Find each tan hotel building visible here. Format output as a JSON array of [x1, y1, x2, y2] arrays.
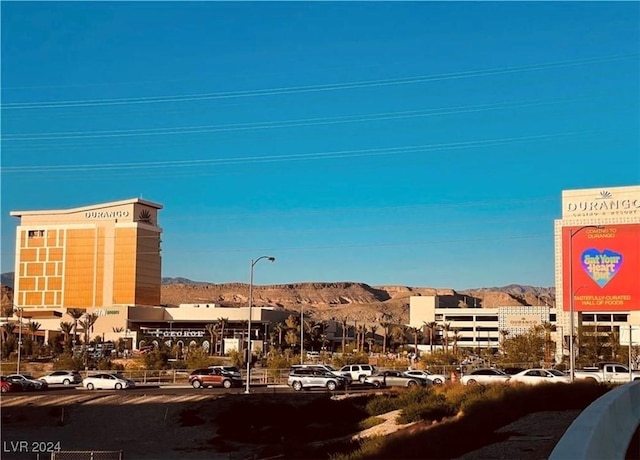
[[9, 198, 294, 352], [10, 198, 163, 345]]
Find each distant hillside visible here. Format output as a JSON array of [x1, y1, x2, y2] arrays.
[[1, 272, 14, 289], [1, 272, 556, 323]]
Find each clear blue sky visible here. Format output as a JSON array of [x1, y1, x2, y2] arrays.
[[1, 2, 639, 290]]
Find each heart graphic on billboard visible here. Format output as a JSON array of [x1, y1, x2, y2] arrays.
[[580, 249, 623, 288]]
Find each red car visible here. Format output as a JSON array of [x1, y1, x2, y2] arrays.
[[1, 375, 22, 393], [189, 368, 243, 389]]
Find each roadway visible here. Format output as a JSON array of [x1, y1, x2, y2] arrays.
[[1, 382, 383, 400]]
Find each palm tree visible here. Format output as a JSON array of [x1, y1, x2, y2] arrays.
[[542, 321, 555, 364], [205, 323, 219, 356], [340, 316, 349, 353], [66, 308, 85, 346], [441, 322, 451, 353], [273, 322, 286, 350], [451, 327, 462, 359], [60, 322, 74, 351], [499, 329, 510, 356], [217, 317, 229, 355], [408, 326, 422, 357], [2, 323, 16, 341], [28, 321, 41, 341], [380, 322, 392, 355], [355, 324, 366, 353], [423, 321, 438, 353], [392, 325, 409, 352], [608, 329, 621, 362], [368, 324, 379, 353], [81, 313, 99, 344]]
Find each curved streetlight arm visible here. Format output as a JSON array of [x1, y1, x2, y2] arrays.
[[245, 256, 275, 394]]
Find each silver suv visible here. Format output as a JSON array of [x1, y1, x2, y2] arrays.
[[290, 364, 353, 384], [287, 368, 348, 392]]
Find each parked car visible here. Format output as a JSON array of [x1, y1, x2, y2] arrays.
[[39, 370, 82, 386], [6, 374, 48, 391], [190, 368, 243, 389], [404, 369, 448, 385], [460, 368, 511, 385], [508, 368, 571, 385], [1, 376, 22, 393], [290, 364, 353, 383], [208, 366, 242, 380], [365, 370, 428, 388], [82, 373, 135, 390], [339, 364, 376, 383], [287, 367, 348, 391]]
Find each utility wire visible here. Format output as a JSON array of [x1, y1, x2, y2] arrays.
[[2, 54, 634, 109], [1, 96, 590, 141], [0, 129, 601, 174]]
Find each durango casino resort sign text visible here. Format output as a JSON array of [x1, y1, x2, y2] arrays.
[[565, 194, 640, 218]]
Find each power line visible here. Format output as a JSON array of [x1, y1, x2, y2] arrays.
[[0, 96, 590, 141], [0, 129, 602, 174], [2, 54, 634, 109]]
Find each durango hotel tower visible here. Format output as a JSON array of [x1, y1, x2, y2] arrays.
[[10, 199, 163, 330]]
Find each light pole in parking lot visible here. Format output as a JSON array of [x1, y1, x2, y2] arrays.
[[300, 304, 304, 364], [568, 225, 602, 383], [245, 256, 275, 394], [14, 305, 23, 374]]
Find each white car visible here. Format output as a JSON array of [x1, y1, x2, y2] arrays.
[[404, 369, 448, 385], [39, 370, 82, 386], [460, 368, 511, 385], [83, 373, 135, 390], [509, 368, 571, 385]]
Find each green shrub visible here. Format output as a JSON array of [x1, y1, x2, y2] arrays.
[[329, 436, 386, 460], [96, 358, 124, 371], [397, 387, 434, 406], [53, 353, 84, 371], [358, 416, 385, 431], [365, 394, 401, 416], [397, 399, 455, 424]]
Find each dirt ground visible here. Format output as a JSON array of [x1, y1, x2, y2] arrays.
[[1, 391, 580, 460]]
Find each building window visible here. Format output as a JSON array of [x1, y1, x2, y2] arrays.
[[450, 316, 474, 321], [476, 316, 498, 321], [613, 314, 628, 322], [28, 230, 45, 238], [596, 314, 611, 322], [550, 314, 556, 322], [582, 314, 595, 322]]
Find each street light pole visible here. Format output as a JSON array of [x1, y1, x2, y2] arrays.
[[300, 305, 304, 364], [245, 255, 275, 394], [568, 225, 602, 382], [15, 306, 23, 374]]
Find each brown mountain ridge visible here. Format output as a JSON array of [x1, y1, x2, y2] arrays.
[[1, 274, 556, 324]]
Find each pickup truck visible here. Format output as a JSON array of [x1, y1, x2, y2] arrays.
[[573, 363, 640, 383]]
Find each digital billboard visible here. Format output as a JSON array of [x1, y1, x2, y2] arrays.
[[562, 224, 640, 311]]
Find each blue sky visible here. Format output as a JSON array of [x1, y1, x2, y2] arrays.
[[1, 2, 639, 290]]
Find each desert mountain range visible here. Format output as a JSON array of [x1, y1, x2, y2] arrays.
[[1, 273, 555, 324]]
